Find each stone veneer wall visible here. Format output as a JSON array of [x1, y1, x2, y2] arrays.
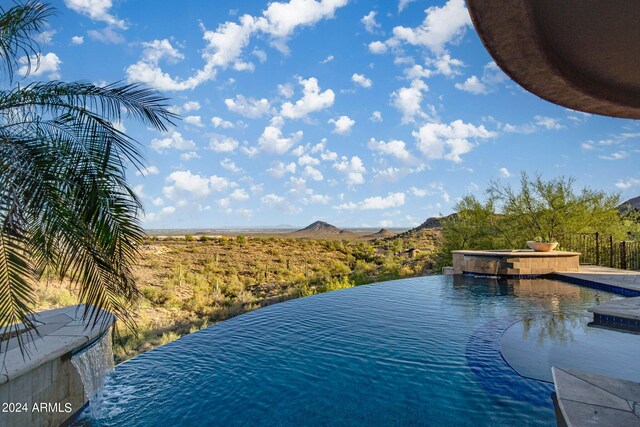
[[0, 306, 114, 427], [451, 251, 580, 276], [0, 344, 88, 427]]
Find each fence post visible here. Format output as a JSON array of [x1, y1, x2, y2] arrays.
[[621, 241, 627, 270], [595, 232, 600, 266], [609, 235, 614, 267]]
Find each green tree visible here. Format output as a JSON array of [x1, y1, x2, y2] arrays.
[[438, 172, 636, 266], [0, 2, 175, 344]]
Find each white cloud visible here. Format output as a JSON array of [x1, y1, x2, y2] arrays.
[[431, 54, 464, 77], [87, 27, 125, 44], [64, 0, 126, 28], [161, 206, 176, 215], [125, 0, 348, 90], [184, 115, 204, 127], [208, 135, 239, 153], [71, 35, 84, 45], [211, 116, 234, 129], [351, 73, 372, 88], [368, 138, 415, 163], [180, 151, 200, 161], [361, 11, 381, 33], [370, 111, 382, 122], [230, 188, 250, 201], [278, 83, 295, 98], [398, 0, 417, 12], [281, 77, 335, 119], [163, 171, 228, 200], [298, 154, 320, 166], [391, 79, 430, 124], [600, 151, 629, 161], [152, 197, 164, 207], [336, 192, 405, 210], [19, 52, 61, 79], [258, 116, 304, 154], [328, 115, 355, 135], [303, 165, 324, 181], [413, 120, 496, 163], [135, 165, 160, 177], [408, 186, 428, 197], [534, 115, 564, 130], [268, 161, 297, 177], [320, 55, 334, 64], [333, 156, 366, 186], [183, 101, 201, 111], [615, 178, 640, 189], [455, 76, 487, 95], [368, 41, 388, 54], [225, 95, 272, 119], [150, 130, 197, 152], [499, 167, 511, 178], [261, 193, 301, 214], [392, 0, 471, 54], [258, 0, 348, 52], [220, 158, 242, 172]]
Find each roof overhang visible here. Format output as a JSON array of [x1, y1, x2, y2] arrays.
[[466, 0, 640, 119]]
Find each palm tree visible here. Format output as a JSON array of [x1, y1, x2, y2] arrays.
[[0, 1, 176, 348]]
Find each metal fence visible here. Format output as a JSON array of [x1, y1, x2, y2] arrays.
[[553, 232, 640, 271]]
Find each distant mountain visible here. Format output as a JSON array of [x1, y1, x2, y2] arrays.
[[619, 196, 640, 212], [292, 221, 347, 235], [366, 228, 397, 239]]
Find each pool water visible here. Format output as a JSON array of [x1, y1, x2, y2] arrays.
[[75, 275, 634, 426]]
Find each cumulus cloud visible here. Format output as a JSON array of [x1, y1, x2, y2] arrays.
[[261, 193, 302, 214], [392, 0, 471, 54], [391, 79, 431, 124], [320, 55, 334, 64], [258, 116, 304, 154], [163, 171, 229, 200], [19, 52, 61, 79], [303, 165, 324, 181], [413, 120, 495, 163], [220, 158, 242, 172], [183, 101, 201, 111], [499, 167, 511, 178], [184, 115, 204, 127], [280, 77, 335, 119], [180, 151, 200, 161], [230, 188, 250, 201], [211, 116, 234, 129], [208, 135, 240, 153], [361, 11, 381, 33], [352, 73, 372, 88], [455, 76, 487, 95], [225, 95, 272, 118], [135, 165, 160, 177], [336, 192, 405, 210], [370, 111, 382, 122], [268, 161, 297, 177], [615, 178, 640, 189], [150, 130, 197, 152], [368, 41, 388, 54], [368, 138, 416, 163], [64, 0, 126, 28], [125, 0, 348, 90], [328, 115, 355, 135], [333, 156, 366, 186], [71, 35, 84, 45]]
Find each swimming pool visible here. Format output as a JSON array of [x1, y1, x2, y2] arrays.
[[75, 275, 638, 426]]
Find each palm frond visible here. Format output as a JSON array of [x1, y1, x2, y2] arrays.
[[0, 1, 53, 82]]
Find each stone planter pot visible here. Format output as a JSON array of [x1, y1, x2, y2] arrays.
[[526, 241, 558, 252]]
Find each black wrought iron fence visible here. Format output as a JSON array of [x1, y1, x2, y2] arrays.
[[552, 232, 640, 270]]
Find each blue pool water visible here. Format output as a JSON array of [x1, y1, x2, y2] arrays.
[[76, 275, 636, 426]]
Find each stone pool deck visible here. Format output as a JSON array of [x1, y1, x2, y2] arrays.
[[552, 367, 640, 426], [554, 265, 640, 296]]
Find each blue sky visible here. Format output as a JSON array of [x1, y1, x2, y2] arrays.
[[24, 0, 640, 228]]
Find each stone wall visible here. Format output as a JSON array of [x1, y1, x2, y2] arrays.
[[451, 250, 580, 277], [0, 305, 114, 427]]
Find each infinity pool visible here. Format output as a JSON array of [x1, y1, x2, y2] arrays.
[[75, 275, 637, 426]]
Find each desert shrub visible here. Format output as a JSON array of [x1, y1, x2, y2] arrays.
[[317, 276, 355, 293]]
